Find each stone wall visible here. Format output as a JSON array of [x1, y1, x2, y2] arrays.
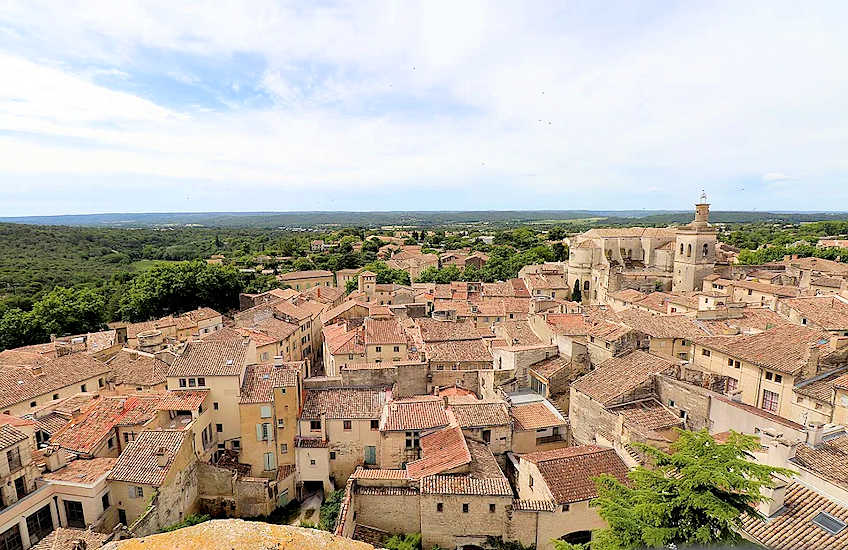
[[354, 490, 421, 534], [395, 362, 428, 397], [430, 370, 482, 395], [419, 494, 511, 550], [652, 374, 713, 431]]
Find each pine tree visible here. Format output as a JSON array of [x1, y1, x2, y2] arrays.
[[572, 279, 582, 302]]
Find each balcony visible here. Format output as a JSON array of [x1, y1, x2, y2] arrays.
[[536, 433, 566, 445]]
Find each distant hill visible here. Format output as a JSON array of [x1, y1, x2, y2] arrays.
[[2, 210, 846, 228]]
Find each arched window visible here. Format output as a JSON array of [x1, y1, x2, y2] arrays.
[[583, 280, 590, 291], [703, 243, 709, 257], [679, 243, 684, 255], [687, 244, 692, 257]]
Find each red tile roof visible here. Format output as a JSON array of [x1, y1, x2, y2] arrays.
[[107, 430, 188, 486], [42, 457, 116, 484], [425, 339, 493, 362], [155, 390, 208, 411], [449, 402, 510, 428], [571, 350, 675, 405], [0, 424, 27, 449], [51, 395, 163, 454], [510, 401, 566, 430], [168, 340, 248, 377], [523, 445, 629, 504], [364, 319, 407, 345], [239, 364, 300, 404], [382, 396, 449, 431], [107, 350, 168, 387], [407, 426, 471, 480], [0, 353, 110, 409], [301, 388, 389, 420]]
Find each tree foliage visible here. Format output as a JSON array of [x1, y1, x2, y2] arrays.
[[318, 489, 345, 532], [384, 533, 422, 550], [553, 430, 793, 550], [572, 279, 582, 302]]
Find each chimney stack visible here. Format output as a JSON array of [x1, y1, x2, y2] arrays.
[[154, 446, 169, 468], [806, 421, 825, 447], [757, 477, 788, 518]]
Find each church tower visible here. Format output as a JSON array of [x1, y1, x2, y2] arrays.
[[673, 192, 717, 293]]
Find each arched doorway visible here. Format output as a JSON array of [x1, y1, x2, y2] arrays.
[[559, 530, 592, 545]]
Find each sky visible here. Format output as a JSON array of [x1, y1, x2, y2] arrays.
[[1, 1, 847, 216]]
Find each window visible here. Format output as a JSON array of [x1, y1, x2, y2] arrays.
[[728, 358, 734, 366], [775, 374, 783, 384], [280, 443, 288, 454], [329, 451, 336, 460], [197, 377, 205, 387], [52, 394, 59, 400], [261, 352, 270, 362], [107, 437, 114, 449], [310, 459, 316, 466], [216, 424, 223, 433], [529, 475, 534, 488], [680, 243, 684, 255], [668, 400, 676, 408], [277, 419, 285, 429], [405, 431, 420, 449], [343, 420, 352, 431], [734, 360, 740, 368], [583, 280, 589, 291], [687, 244, 692, 257], [310, 420, 321, 431], [188, 378, 197, 387], [130, 485, 144, 499], [98, 378, 104, 388], [765, 372, 773, 381], [702, 349, 711, 357], [703, 243, 709, 257], [727, 378, 738, 392], [562, 503, 570, 512], [179, 379, 187, 388], [365, 446, 376, 465], [802, 318, 807, 325], [124, 433, 131, 443], [257, 423, 271, 441], [462, 503, 469, 513], [370, 419, 379, 431], [213, 402, 219, 410], [260, 406, 272, 418], [263, 452, 276, 471], [436, 503, 443, 512], [80, 384, 87, 392], [762, 389, 779, 413], [489, 503, 496, 513], [748, 289, 753, 296], [232, 440, 240, 449], [26, 504, 54, 545], [376, 346, 382, 352], [812, 511, 847, 535], [393, 346, 400, 353], [101, 492, 110, 511], [0, 525, 22, 550], [6, 447, 21, 472]]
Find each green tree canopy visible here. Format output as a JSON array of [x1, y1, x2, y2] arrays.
[[554, 430, 793, 550]]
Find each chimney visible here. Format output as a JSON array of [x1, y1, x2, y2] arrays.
[[31, 365, 44, 376], [829, 336, 848, 352], [801, 343, 821, 379], [757, 477, 788, 518], [765, 436, 796, 467], [154, 446, 169, 468], [273, 355, 284, 367], [806, 421, 825, 447]]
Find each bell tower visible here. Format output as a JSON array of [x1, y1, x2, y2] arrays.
[[673, 192, 717, 293]]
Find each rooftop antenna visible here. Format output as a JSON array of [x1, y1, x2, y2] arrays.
[[700, 189, 708, 203]]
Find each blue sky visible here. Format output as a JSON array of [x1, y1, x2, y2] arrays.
[[1, 1, 847, 216]]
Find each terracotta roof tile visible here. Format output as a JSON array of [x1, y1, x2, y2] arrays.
[[694, 325, 830, 375], [607, 399, 683, 432], [382, 396, 449, 431], [425, 340, 492, 362], [523, 445, 629, 504], [449, 402, 510, 427], [301, 388, 389, 420], [239, 364, 300, 404], [416, 319, 481, 342], [0, 424, 27, 449], [107, 350, 168, 387], [740, 481, 848, 550], [168, 340, 248, 377], [42, 457, 116, 484], [0, 353, 110, 409], [107, 430, 188, 486], [407, 426, 471, 480], [529, 356, 571, 379], [277, 269, 334, 281], [156, 390, 208, 411], [510, 401, 566, 431], [51, 395, 162, 454], [571, 350, 675, 405], [792, 434, 848, 490], [780, 296, 848, 330], [364, 319, 407, 345]]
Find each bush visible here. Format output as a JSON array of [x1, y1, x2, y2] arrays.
[[160, 514, 210, 532], [318, 489, 345, 531], [384, 533, 422, 550]]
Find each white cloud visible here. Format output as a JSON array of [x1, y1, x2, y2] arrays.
[[0, 1, 848, 214], [762, 173, 793, 182]]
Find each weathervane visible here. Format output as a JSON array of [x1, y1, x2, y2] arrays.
[[699, 189, 708, 203]]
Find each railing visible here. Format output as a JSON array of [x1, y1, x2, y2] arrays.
[[536, 434, 566, 445]]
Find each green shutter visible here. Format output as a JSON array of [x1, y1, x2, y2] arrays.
[[256, 424, 263, 441]]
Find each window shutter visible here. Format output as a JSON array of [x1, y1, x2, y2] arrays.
[[260, 406, 272, 418], [129, 486, 135, 499], [256, 424, 263, 441]]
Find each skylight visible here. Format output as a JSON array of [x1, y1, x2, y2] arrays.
[[812, 511, 847, 535]]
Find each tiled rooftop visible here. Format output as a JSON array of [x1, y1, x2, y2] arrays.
[[301, 388, 389, 420], [792, 434, 848, 490], [51, 395, 163, 454], [523, 445, 629, 504], [425, 339, 493, 362], [107, 349, 169, 387], [407, 426, 471, 480], [42, 457, 117, 484], [571, 350, 675, 405], [0, 423, 27, 449], [694, 325, 830, 375], [382, 396, 449, 431], [0, 353, 110, 409], [239, 364, 300, 404], [449, 401, 510, 427], [780, 296, 848, 330], [107, 430, 187, 486], [510, 400, 565, 431], [168, 340, 248, 377], [740, 481, 848, 550]]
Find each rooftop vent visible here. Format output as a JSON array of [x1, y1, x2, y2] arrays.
[[225, 359, 234, 366]]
